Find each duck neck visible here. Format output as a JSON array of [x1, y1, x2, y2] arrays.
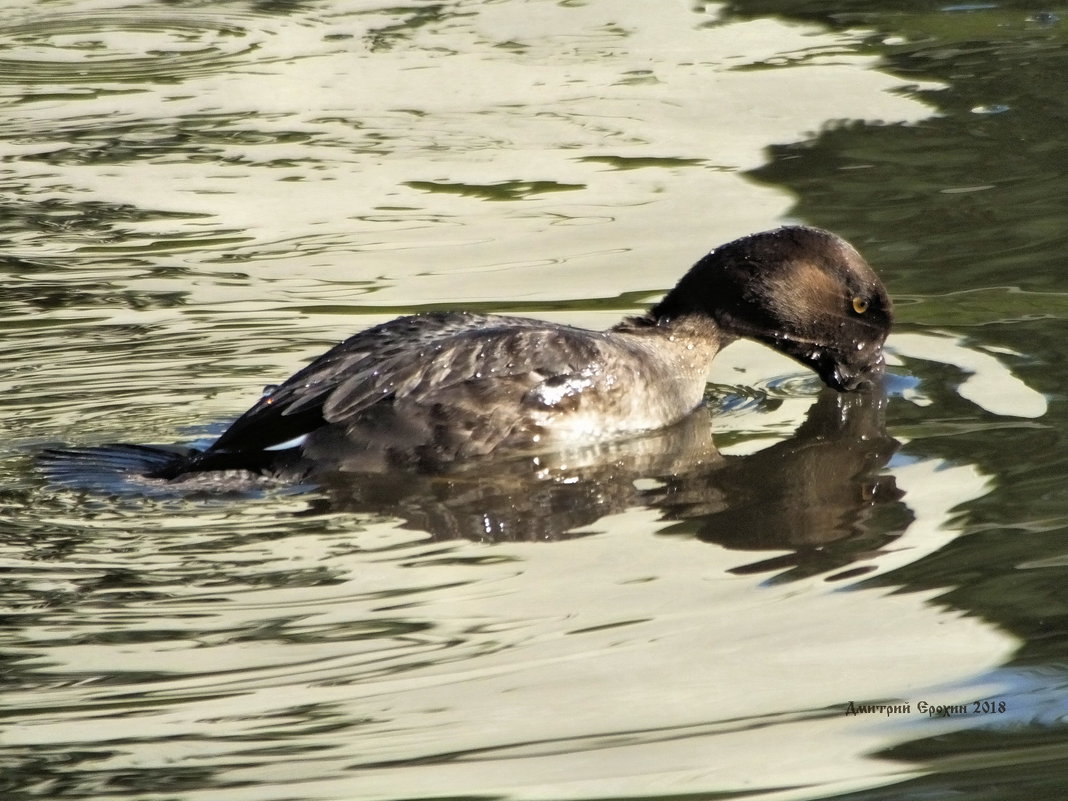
[[611, 309, 735, 358], [608, 311, 731, 413]]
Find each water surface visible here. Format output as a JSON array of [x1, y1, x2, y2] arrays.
[[2, 1, 1066, 799]]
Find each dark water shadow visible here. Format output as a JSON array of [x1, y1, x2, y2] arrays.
[[307, 388, 910, 580]]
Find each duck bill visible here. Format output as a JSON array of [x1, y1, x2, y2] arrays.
[[818, 350, 886, 392], [821, 360, 884, 392], [774, 340, 886, 392]]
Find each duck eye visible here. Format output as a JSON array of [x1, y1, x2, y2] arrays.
[[852, 297, 870, 314]]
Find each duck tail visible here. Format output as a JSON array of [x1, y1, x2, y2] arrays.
[[37, 443, 197, 487]]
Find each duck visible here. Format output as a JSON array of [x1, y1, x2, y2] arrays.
[[42, 226, 892, 481]]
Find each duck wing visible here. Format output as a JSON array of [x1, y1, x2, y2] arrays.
[[204, 311, 606, 463]]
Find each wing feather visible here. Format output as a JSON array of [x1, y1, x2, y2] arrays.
[[206, 311, 606, 457]]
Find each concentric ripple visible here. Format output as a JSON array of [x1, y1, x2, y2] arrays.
[[0, 9, 269, 86]]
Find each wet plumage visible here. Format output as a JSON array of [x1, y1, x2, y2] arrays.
[[41, 225, 893, 482]]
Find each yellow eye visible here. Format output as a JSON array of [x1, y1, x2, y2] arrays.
[[852, 297, 870, 314]]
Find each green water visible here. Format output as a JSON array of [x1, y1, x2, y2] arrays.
[[2, 1, 1067, 799]]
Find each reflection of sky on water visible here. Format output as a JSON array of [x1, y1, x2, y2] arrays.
[[0, 0, 940, 307], [890, 332, 1047, 419], [0, 503, 1017, 801]]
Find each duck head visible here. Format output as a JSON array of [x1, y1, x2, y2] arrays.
[[653, 226, 893, 391]]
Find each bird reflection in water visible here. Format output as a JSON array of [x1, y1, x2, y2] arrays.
[[309, 387, 910, 582]]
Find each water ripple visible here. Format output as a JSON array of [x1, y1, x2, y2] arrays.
[[0, 9, 272, 87]]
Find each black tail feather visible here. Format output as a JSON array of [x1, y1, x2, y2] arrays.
[[37, 443, 197, 488]]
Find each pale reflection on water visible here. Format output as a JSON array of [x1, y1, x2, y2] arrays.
[[8, 424, 1013, 801], [0, 0, 1036, 799]]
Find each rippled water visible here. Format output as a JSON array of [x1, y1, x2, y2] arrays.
[[3, 1, 1068, 799]]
